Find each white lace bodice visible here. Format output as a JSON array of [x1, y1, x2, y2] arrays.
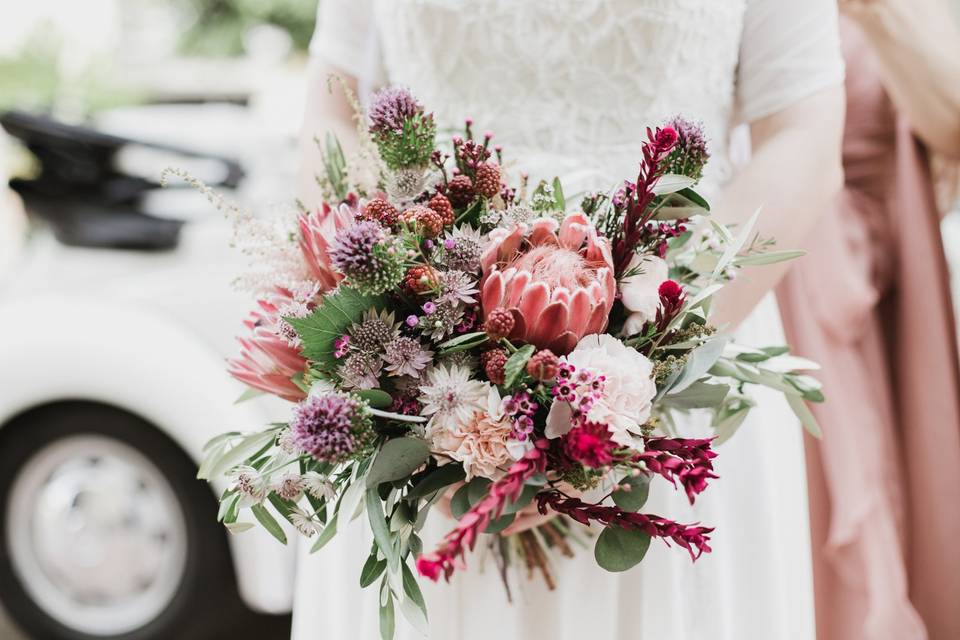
[[312, 0, 843, 195]]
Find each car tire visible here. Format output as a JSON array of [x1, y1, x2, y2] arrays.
[[0, 401, 289, 640]]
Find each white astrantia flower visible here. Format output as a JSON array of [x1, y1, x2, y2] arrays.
[[289, 508, 322, 537], [620, 253, 669, 335], [554, 334, 657, 445], [419, 364, 489, 434], [302, 472, 337, 501]]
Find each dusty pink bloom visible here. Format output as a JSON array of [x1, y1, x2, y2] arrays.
[[430, 386, 515, 481], [228, 288, 309, 402], [479, 213, 616, 355], [298, 202, 356, 292]]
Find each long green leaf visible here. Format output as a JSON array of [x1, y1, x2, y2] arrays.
[[367, 489, 399, 570], [251, 504, 287, 545], [503, 344, 536, 388], [406, 463, 466, 500]]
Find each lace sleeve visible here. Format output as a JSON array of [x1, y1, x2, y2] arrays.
[[308, 0, 385, 83], [735, 0, 845, 124]]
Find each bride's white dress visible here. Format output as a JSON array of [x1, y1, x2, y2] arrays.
[[292, 1, 844, 639]]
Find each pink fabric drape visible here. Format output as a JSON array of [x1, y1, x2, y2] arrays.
[[776, 19, 960, 640]]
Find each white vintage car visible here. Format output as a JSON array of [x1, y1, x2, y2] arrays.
[[0, 104, 299, 639]]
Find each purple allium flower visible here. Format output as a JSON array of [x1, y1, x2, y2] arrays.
[[330, 221, 384, 274], [422, 302, 437, 315], [329, 221, 405, 295], [368, 86, 422, 133], [405, 314, 419, 327], [663, 116, 710, 181], [443, 238, 456, 250], [290, 392, 373, 463]]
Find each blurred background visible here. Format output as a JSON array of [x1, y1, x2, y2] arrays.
[[0, 1, 318, 638], [0, 2, 959, 640]]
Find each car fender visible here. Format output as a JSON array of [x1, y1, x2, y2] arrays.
[[0, 293, 296, 614]]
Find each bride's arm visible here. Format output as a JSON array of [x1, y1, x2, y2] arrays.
[[298, 60, 361, 209], [709, 85, 846, 328]]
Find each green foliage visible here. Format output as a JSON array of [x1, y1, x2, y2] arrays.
[[250, 503, 287, 544], [374, 114, 437, 170], [406, 463, 466, 500], [175, 0, 317, 57], [503, 344, 536, 388], [319, 131, 349, 202], [612, 475, 650, 512], [594, 526, 651, 572], [365, 438, 431, 488], [287, 288, 384, 367]]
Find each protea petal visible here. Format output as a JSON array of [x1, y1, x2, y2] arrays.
[[518, 282, 550, 326], [568, 288, 593, 336], [548, 331, 579, 356], [482, 270, 507, 311], [530, 301, 569, 347], [529, 218, 560, 246]]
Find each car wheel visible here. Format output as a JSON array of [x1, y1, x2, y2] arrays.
[[0, 401, 287, 640]]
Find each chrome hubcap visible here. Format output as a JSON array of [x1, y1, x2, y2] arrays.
[[6, 434, 188, 635]]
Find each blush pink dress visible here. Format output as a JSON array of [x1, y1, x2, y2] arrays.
[[777, 18, 960, 640]]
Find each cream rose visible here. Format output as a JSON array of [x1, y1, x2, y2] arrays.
[[431, 385, 516, 480], [547, 334, 657, 445], [620, 254, 669, 335]]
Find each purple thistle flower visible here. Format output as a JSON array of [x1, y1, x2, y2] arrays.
[[290, 392, 372, 463], [663, 116, 710, 181], [329, 221, 405, 294], [368, 86, 422, 133]]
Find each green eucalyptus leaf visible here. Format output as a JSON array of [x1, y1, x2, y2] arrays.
[[250, 504, 287, 545], [786, 394, 823, 439], [501, 483, 541, 515], [366, 489, 399, 569], [734, 250, 805, 267], [661, 336, 731, 397], [503, 344, 536, 388], [310, 512, 339, 552], [356, 389, 394, 409], [401, 561, 428, 617], [361, 554, 388, 588], [199, 430, 276, 480], [437, 331, 489, 354], [366, 438, 431, 488], [612, 475, 650, 512], [379, 589, 395, 640], [664, 381, 730, 410], [484, 513, 516, 534], [406, 464, 466, 500], [224, 522, 255, 534], [594, 526, 651, 572], [466, 477, 493, 505], [450, 483, 472, 519], [651, 173, 696, 196], [676, 187, 710, 211]]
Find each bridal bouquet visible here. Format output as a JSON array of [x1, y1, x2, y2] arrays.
[[192, 85, 823, 638]]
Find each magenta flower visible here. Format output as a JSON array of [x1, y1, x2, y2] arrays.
[[417, 439, 550, 582], [536, 491, 714, 561]]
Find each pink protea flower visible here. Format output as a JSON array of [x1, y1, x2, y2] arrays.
[[479, 213, 616, 355], [298, 201, 356, 292], [228, 288, 310, 402]]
